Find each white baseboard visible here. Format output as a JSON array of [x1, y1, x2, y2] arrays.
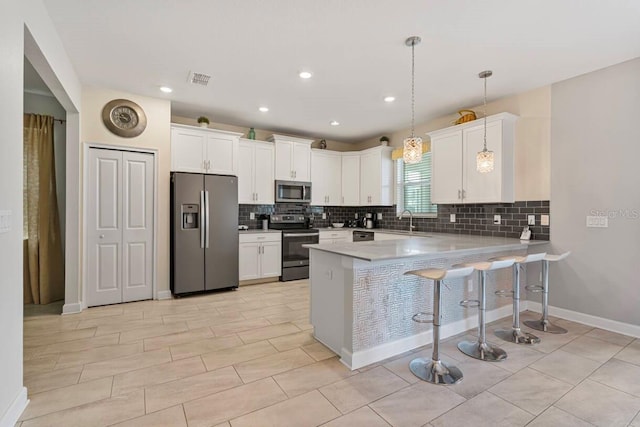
[[344, 303, 516, 370], [0, 387, 28, 427], [156, 290, 172, 300], [527, 301, 640, 338], [62, 301, 82, 315]]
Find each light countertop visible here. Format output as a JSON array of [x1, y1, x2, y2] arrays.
[[305, 232, 548, 261], [239, 229, 281, 234]]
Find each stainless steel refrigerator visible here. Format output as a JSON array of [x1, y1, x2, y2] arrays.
[[170, 172, 238, 295]]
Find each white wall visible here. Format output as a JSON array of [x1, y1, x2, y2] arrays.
[[550, 57, 640, 326], [23, 92, 66, 248], [0, 1, 80, 425]]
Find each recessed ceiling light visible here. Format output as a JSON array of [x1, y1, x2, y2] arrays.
[[384, 96, 395, 103], [160, 86, 173, 93], [330, 120, 340, 126], [299, 71, 312, 79], [258, 106, 269, 112]]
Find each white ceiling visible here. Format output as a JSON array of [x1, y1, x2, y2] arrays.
[[43, 0, 640, 142]]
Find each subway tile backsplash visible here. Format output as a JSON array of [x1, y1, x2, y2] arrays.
[[239, 200, 550, 240]]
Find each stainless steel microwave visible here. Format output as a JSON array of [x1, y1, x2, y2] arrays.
[[275, 180, 312, 203]]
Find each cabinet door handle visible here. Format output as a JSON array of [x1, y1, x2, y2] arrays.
[[458, 189, 461, 199], [462, 189, 466, 199]]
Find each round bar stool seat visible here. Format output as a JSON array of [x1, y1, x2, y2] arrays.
[[405, 266, 475, 385], [455, 259, 514, 362], [524, 252, 571, 334], [491, 253, 546, 345]]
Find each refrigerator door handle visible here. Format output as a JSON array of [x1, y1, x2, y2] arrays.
[[200, 190, 205, 249], [205, 190, 210, 249]]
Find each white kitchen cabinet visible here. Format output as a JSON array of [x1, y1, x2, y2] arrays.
[[359, 146, 394, 206], [239, 233, 281, 281], [171, 124, 242, 175], [428, 112, 517, 204], [319, 229, 352, 244], [311, 150, 342, 205], [341, 153, 360, 205], [238, 139, 275, 204], [269, 134, 313, 182]]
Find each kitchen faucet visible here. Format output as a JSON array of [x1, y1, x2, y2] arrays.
[[398, 209, 415, 234]]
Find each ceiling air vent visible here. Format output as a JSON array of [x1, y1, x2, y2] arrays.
[[187, 71, 211, 86]]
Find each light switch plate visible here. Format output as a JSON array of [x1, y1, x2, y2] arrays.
[[541, 214, 549, 226], [450, 213, 456, 223], [586, 216, 608, 228], [377, 213, 382, 220], [0, 210, 11, 233], [249, 212, 255, 220], [322, 213, 326, 219], [493, 214, 501, 225], [528, 215, 536, 225]]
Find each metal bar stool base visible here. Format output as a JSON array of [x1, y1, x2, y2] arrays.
[[495, 328, 540, 344], [457, 340, 507, 362], [409, 358, 463, 385], [523, 319, 568, 334]]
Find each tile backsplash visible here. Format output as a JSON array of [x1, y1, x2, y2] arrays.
[[239, 200, 550, 240]]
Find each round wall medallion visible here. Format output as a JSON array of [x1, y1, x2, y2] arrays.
[[101, 99, 147, 138]]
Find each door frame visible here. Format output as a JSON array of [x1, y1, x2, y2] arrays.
[[82, 143, 159, 309]]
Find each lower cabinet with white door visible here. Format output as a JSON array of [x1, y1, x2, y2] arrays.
[[319, 229, 352, 244], [239, 232, 282, 281]]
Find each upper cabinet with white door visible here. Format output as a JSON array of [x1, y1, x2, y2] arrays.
[[311, 149, 342, 205], [269, 134, 313, 182], [171, 124, 242, 175], [359, 146, 394, 206], [238, 138, 275, 204], [341, 153, 360, 205], [428, 112, 517, 204]]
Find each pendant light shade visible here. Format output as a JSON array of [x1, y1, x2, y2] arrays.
[[476, 70, 494, 173], [403, 136, 422, 164], [403, 36, 422, 164]]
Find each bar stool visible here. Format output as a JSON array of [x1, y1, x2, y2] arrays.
[[492, 253, 547, 344], [456, 259, 514, 362], [524, 251, 571, 334], [404, 266, 475, 385]]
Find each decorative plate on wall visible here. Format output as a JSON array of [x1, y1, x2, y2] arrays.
[[101, 99, 147, 138]]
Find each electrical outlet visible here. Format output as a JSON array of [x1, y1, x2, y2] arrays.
[[528, 215, 536, 225], [354, 213, 358, 219], [377, 213, 382, 220], [541, 214, 549, 226], [322, 213, 326, 219], [450, 213, 456, 223], [493, 214, 501, 225], [249, 212, 255, 220], [0, 210, 11, 233], [586, 215, 608, 228]]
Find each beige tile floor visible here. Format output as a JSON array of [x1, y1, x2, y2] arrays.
[[19, 280, 640, 427]]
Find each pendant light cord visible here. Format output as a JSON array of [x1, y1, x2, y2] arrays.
[[410, 41, 416, 138], [483, 75, 487, 151]]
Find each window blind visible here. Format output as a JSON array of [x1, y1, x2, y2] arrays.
[[396, 152, 437, 215]]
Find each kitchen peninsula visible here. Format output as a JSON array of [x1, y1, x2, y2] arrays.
[[306, 233, 547, 369]]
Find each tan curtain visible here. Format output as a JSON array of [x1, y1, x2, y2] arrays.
[[23, 114, 65, 304]]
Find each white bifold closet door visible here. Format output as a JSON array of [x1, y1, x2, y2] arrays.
[[86, 148, 154, 307]]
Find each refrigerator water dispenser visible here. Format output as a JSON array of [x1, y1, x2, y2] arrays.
[[181, 204, 199, 229]]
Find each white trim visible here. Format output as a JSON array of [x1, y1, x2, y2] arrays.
[[156, 290, 173, 300], [0, 387, 28, 427], [62, 302, 82, 315], [341, 303, 516, 370], [170, 123, 243, 137], [527, 302, 640, 338], [82, 143, 158, 309], [267, 133, 314, 145]]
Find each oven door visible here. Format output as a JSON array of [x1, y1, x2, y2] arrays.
[[281, 231, 319, 268]]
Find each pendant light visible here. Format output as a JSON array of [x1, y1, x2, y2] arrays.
[[476, 70, 494, 173], [403, 36, 422, 164]]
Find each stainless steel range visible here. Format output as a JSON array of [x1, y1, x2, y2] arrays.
[[268, 214, 319, 281]]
